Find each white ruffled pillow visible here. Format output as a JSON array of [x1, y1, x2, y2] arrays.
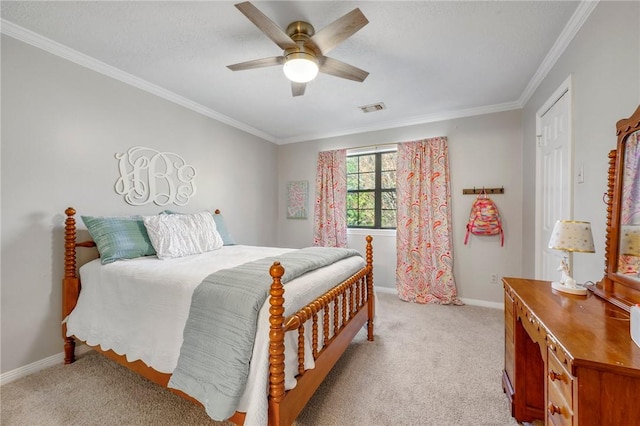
[[143, 211, 223, 259]]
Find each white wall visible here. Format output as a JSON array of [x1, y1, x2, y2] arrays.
[[0, 36, 278, 374], [277, 110, 523, 304], [521, 1, 640, 283], [4, 0, 638, 377]]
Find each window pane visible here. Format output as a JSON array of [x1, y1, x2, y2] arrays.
[[381, 152, 396, 171], [359, 192, 375, 209], [359, 172, 375, 190], [359, 154, 375, 173], [382, 210, 396, 228], [347, 174, 358, 190], [382, 191, 396, 210], [381, 171, 396, 189], [347, 192, 359, 209], [358, 209, 375, 227], [347, 156, 359, 174], [347, 209, 358, 226]]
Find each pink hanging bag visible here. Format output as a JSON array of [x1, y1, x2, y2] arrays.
[[464, 191, 504, 246]]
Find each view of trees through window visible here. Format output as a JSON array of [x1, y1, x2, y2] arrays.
[[347, 151, 397, 228]]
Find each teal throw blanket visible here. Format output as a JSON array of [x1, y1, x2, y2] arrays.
[[168, 247, 361, 420]]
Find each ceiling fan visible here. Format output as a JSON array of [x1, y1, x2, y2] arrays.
[[227, 1, 369, 97]]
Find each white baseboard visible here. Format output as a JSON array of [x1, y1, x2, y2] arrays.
[[374, 286, 396, 295], [0, 344, 92, 386], [459, 298, 504, 310], [2, 291, 501, 386], [376, 286, 503, 309]]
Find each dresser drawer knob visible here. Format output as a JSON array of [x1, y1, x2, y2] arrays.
[[548, 403, 563, 415], [548, 370, 563, 381]]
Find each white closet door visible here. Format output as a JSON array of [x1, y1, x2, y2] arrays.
[[536, 82, 573, 281]]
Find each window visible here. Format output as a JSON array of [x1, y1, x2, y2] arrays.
[[347, 150, 397, 228]]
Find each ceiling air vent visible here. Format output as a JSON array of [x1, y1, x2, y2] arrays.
[[359, 102, 386, 113]]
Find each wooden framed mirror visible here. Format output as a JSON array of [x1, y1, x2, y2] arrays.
[[590, 105, 640, 311]]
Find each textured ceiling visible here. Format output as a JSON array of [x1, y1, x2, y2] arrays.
[[1, 1, 583, 144]]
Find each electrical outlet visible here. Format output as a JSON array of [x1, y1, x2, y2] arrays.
[[490, 273, 499, 284]]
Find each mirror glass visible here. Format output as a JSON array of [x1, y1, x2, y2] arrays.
[[616, 129, 640, 280]]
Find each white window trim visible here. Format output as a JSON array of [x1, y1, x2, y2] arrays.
[[347, 144, 397, 156], [347, 228, 396, 237]]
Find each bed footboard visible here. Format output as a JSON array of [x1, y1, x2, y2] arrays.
[[267, 236, 374, 425]]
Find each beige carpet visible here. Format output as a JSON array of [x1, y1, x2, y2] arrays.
[[1, 293, 525, 425]]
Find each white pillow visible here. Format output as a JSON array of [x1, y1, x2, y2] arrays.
[[143, 211, 223, 259]]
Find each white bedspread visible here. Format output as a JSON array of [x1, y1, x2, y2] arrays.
[[65, 245, 366, 426]]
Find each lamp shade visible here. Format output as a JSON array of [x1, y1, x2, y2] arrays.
[[283, 52, 319, 83], [548, 220, 595, 253], [620, 225, 640, 256]]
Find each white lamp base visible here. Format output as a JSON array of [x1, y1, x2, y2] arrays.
[[551, 281, 588, 295]]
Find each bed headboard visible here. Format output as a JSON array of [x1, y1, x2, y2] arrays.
[[61, 206, 225, 363]]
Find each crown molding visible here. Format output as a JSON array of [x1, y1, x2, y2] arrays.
[[518, 0, 599, 107], [1, 0, 598, 145], [280, 0, 598, 144], [0, 19, 276, 144], [275, 101, 523, 144]]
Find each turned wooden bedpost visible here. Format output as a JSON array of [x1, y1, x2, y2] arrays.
[[268, 261, 286, 416], [62, 207, 80, 364], [365, 235, 374, 341]]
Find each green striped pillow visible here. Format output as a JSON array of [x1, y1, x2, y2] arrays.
[[82, 215, 156, 264]]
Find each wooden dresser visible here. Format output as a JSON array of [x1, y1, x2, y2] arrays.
[[502, 277, 640, 426]]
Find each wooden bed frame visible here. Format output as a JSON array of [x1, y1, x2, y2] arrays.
[[62, 207, 374, 426]]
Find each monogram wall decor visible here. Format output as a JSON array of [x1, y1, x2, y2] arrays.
[[115, 146, 197, 206]]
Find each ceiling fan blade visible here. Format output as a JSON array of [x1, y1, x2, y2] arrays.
[[227, 56, 284, 71], [235, 2, 297, 51], [307, 8, 368, 55], [319, 57, 369, 82], [291, 82, 306, 97]]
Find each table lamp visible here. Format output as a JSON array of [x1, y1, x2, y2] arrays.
[[620, 225, 640, 277], [547, 220, 595, 295], [620, 225, 640, 255]]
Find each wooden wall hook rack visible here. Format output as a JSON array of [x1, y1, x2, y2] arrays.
[[462, 186, 505, 195]]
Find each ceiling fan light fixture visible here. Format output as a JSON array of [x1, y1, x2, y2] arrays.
[[283, 52, 319, 83], [228, 3, 369, 95]]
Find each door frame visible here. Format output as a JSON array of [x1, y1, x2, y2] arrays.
[[534, 75, 574, 279]]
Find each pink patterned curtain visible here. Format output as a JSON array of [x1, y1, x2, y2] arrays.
[[620, 130, 640, 224], [618, 130, 640, 274], [396, 137, 462, 305], [313, 149, 347, 247]]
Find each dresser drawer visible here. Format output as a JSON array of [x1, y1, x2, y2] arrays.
[[547, 348, 574, 426], [504, 291, 514, 340], [504, 291, 515, 383], [547, 382, 572, 426]]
